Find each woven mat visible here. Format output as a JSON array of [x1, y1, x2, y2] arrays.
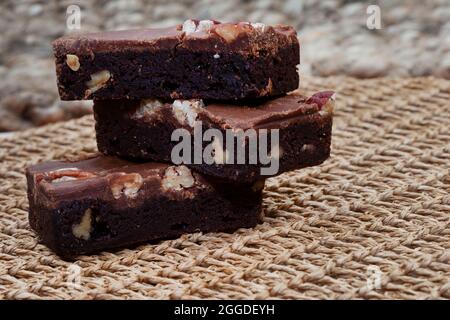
[[0, 77, 449, 300]]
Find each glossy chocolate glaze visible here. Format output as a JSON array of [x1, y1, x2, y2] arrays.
[[202, 91, 334, 129], [52, 21, 298, 55], [96, 91, 334, 130], [26, 156, 207, 209]]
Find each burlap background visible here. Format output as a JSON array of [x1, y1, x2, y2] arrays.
[[0, 77, 449, 299]]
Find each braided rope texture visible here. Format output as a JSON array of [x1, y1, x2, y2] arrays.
[[0, 77, 449, 300]]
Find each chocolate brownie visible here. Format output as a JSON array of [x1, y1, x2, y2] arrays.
[[94, 91, 334, 183], [26, 156, 263, 258], [53, 20, 299, 101]]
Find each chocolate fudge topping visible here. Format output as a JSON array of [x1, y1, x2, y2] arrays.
[[53, 21, 297, 55], [202, 91, 335, 129], [28, 156, 205, 208], [94, 92, 334, 182], [53, 20, 300, 100]]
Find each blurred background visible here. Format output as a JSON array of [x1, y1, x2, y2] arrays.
[[1, 0, 449, 132]]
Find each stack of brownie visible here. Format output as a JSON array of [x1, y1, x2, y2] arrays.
[[26, 20, 334, 258]]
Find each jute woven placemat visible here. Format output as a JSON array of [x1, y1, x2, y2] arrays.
[[0, 77, 449, 300]]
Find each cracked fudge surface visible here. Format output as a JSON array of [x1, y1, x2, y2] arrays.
[[94, 91, 334, 183], [53, 20, 299, 100], [26, 156, 263, 258]]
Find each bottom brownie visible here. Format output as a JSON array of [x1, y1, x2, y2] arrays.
[[26, 156, 263, 258]]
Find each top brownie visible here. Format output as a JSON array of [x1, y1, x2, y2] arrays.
[[53, 20, 300, 101]]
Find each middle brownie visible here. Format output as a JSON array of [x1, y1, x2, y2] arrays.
[[94, 92, 334, 183]]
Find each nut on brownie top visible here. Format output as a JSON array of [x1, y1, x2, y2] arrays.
[[26, 156, 209, 208], [52, 20, 298, 55]]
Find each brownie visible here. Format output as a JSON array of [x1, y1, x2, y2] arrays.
[[53, 20, 299, 101], [26, 156, 263, 258], [94, 91, 334, 183]]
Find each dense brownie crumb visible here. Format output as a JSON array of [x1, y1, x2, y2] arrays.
[[26, 156, 263, 258], [94, 92, 334, 183], [53, 21, 299, 100]]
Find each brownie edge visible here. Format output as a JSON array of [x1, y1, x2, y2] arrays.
[[94, 92, 334, 183], [26, 156, 264, 258], [53, 20, 299, 100]]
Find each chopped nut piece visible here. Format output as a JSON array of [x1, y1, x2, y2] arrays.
[[306, 91, 335, 110], [197, 20, 214, 32], [182, 19, 197, 35], [66, 54, 80, 71], [251, 22, 267, 32], [44, 169, 96, 183], [172, 99, 204, 127], [301, 144, 316, 153], [213, 53, 220, 59], [182, 19, 215, 35], [110, 173, 143, 199], [86, 70, 111, 93], [260, 78, 273, 96], [214, 24, 240, 42], [72, 208, 92, 240], [132, 99, 164, 119], [319, 98, 335, 116], [162, 165, 195, 191], [52, 176, 78, 183], [52, 167, 80, 172]]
